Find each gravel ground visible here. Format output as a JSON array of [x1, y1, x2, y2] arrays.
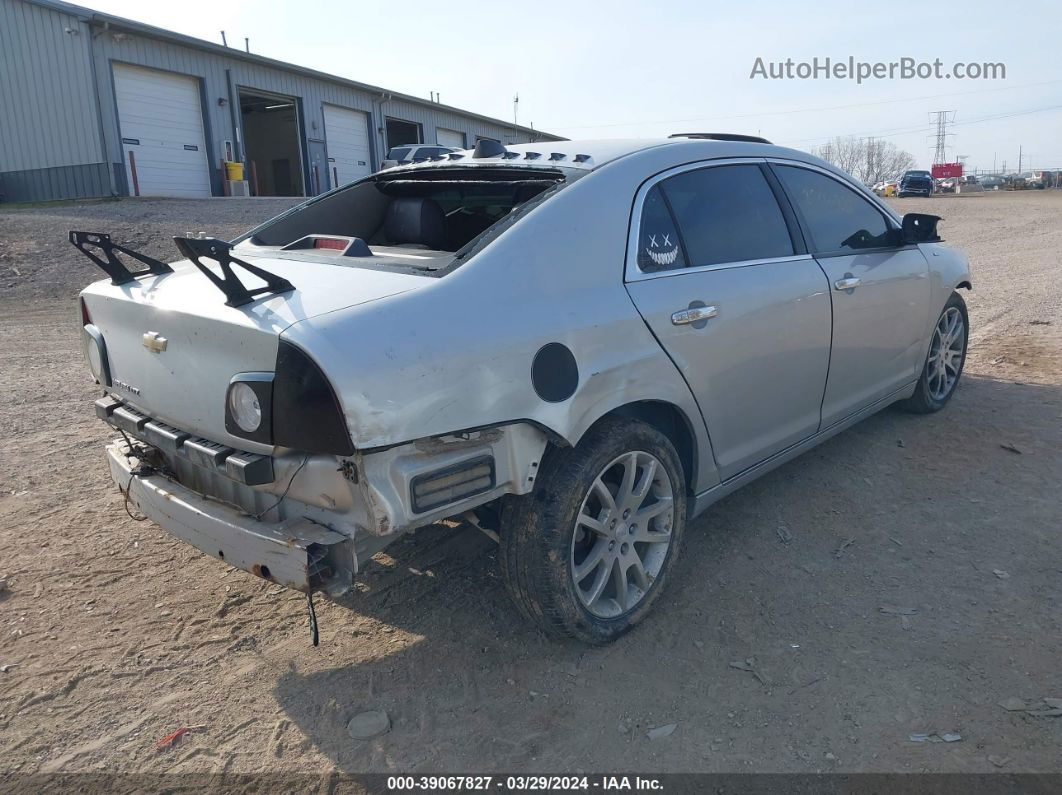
[[0, 197, 301, 299], [0, 191, 1059, 776]]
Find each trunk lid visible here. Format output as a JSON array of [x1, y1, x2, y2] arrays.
[[81, 254, 427, 450]]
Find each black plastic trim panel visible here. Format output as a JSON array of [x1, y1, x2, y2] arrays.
[[95, 396, 274, 486]]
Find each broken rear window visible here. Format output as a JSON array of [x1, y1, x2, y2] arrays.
[[235, 167, 567, 273]]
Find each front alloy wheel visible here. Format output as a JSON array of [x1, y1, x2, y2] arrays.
[[926, 305, 965, 401], [900, 291, 969, 413]]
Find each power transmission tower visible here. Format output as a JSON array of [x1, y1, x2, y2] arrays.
[[929, 110, 956, 165]]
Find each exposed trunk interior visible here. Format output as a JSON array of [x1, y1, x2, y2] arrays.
[[238, 167, 568, 265]]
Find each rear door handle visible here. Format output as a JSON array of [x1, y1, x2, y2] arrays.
[[671, 305, 718, 325], [834, 277, 861, 291]]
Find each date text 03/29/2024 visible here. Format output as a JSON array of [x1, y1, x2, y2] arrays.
[[385, 775, 664, 791]]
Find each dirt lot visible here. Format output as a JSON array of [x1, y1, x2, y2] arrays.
[[1, 192, 1060, 776]]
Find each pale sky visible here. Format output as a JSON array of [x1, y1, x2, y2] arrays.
[[89, 0, 1062, 172]]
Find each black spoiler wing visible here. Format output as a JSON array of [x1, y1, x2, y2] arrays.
[[70, 231, 295, 307]]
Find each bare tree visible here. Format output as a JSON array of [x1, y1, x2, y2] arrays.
[[812, 136, 917, 184]]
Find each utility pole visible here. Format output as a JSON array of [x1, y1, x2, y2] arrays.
[[929, 110, 956, 165], [513, 92, 519, 141], [1018, 146, 1023, 173]]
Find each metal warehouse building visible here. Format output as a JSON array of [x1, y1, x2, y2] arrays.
[[0, 0, 561, 203]]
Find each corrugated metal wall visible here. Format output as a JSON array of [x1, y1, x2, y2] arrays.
[[0, 0, 109, 200], [1, 0, 559, 202], [89, 30, 544, 196]]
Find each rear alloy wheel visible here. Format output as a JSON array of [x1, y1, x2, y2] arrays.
[[900, 292, 968, 413], [500, 417, 686, 643], [570, 450, 675, 619]]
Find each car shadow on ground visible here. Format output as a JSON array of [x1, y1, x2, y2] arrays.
[[273, 374, 1062, 773]]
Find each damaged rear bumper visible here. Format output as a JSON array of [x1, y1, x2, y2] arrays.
[[107, 442, 354, 595]]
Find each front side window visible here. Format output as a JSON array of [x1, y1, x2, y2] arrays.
[[776, 165, 893, 253]]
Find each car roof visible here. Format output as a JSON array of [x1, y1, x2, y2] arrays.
[[378, 137, 830, 176]]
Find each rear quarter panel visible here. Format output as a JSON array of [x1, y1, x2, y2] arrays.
[[282, 148, 724, 493]]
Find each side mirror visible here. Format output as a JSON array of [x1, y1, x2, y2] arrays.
[[901, 213, 942, 244]]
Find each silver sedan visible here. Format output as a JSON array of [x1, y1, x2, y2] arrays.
[[77, 134, 971, 644]]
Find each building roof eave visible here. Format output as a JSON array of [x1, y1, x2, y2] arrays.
[[22, 0, 565, 142]]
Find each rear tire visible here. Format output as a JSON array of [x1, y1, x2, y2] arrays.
[[899, 291, 968, 414], [499, 417, 687, 644]]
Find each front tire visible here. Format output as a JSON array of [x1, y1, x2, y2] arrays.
[[499, 417, 687, 644], [900, 291, 968, 413]]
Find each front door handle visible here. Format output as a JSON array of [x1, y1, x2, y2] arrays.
[[834, 277, 861, 291], [672, 305, 718, 325]]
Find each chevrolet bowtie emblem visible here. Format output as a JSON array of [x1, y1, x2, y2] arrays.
[[142, 331, 168, 353]]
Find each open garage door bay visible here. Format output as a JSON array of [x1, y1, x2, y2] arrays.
[[113, 64, 212, 198], [324, 105, 372, 187]]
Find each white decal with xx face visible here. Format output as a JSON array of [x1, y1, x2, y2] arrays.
[[646, 233, 679, 267]]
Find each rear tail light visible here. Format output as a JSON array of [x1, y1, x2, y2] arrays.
[[82, 323, 110, 385], [410, 456, 495, 514], [272, 341, 354, 456]]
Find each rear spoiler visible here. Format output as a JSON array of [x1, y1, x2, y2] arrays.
[[70, 231, 295, 307], [173, 237, 295, 307], [69, 231, 173, 285]]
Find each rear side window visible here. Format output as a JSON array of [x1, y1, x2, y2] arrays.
[[637, 164, 794, 273], [637, 186, 686, 272], [776, 166, 893, 252], [387, 147, 412, 161]]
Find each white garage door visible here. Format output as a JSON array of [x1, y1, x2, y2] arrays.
[[113, 64, 211, 198], [436, 128, 466, 149], [324, 105, 372, 187]]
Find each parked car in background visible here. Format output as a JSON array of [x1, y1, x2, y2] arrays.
[[978, 175, 1005, 190], [1021, 171, 1047, 189], [75, 135, 971, 643], [873, 178, 898, 197], [897, 170, 934, 197], [381, 144, 460, 169], [935, 178, 956, 194], [1004, 174, 1027, 190]]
